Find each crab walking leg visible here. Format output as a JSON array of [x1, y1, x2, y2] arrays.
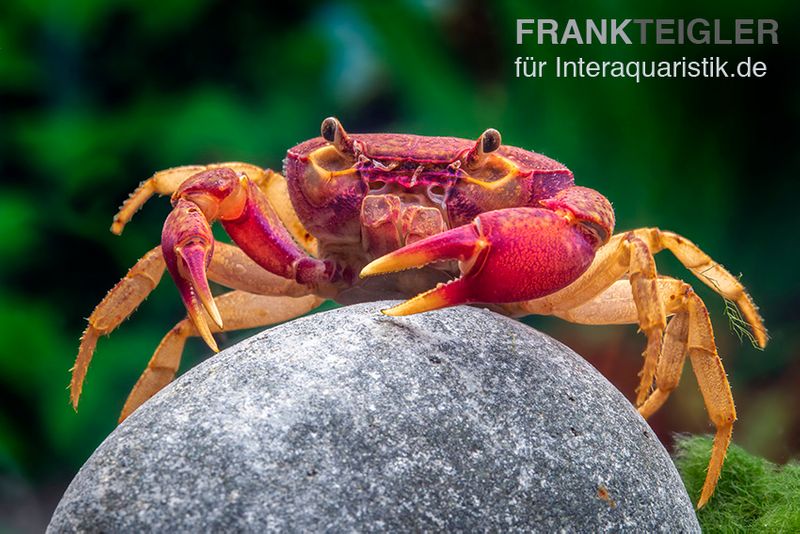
[[513, 228, 766, 350], [638, 309, 690, 419], [544, 278, 685, 325], [545, 277, 690, 417], [71, 241, 313, 410], [685, 293, 736, 509], [71, 246, 166, 409], [626, 236, 668, 405], [119, 291, 324, 422], [633, 228, 767, 348], [111, 163, 267, 235], [516, 277, 733, 508]]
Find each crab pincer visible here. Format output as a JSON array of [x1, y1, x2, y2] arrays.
[[160, 167, 250, 350], [162, 198, 222, 350], [161, 166, 337, 352], [361, 186, 615, 315]]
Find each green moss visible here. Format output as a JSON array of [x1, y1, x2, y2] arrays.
[[675, 435, 800, 532]]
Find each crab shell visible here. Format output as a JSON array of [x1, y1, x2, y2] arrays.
[[282, 133, 610, 303]]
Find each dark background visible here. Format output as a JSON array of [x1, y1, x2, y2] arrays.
[[1, 0, 798, 530]]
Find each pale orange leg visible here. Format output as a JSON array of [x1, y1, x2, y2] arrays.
[[71, 242, 314, 410], [72, 246, 165, 409], [638, 308, 690, 420], [526, 277, 735, 508], [508, 227, 766, 403], [632, 228, 767, 348], [634, 288, 734, 508], [119, 290, 324, 422], [685, 291, 736, 509], [626, 236, 667, 405]]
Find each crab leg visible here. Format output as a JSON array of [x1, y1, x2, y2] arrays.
[[626, 236, 667, 404], [71, 246, 166, 409], [685, 293, 736, 509], [71, 242, 312, 410], [527, 276, 734, 508], [119, 290, 324, 422], [505, 228, 766, 403], [634, 228, 767, 348]]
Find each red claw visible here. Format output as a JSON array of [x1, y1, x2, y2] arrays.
[[361, 187, 613, 316], [162, 198, 222, 351]]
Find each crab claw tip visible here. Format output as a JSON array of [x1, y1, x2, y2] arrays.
[[361, 225, 481, 279], [191, 310, 219, 352], [360, 253, 423, 278], [384, 279, 469, 317], [197, 287, 223, 329], [176, 243, 222, 327]]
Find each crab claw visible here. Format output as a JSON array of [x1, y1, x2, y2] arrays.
[[162, 198, 222, 351], [361, 188, 613, 316]]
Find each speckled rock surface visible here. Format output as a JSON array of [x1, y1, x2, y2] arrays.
[[49, 301, 699, 533]]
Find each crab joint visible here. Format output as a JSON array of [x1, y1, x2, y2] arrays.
[[171, 168, 248, 222]]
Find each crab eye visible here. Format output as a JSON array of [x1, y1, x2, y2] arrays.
[[463, 128, 502, 169], [321, 117, 339, 142], [480, 128, 502, 154], [320, 117, 354, 155]]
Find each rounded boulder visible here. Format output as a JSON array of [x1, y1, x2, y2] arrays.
[[49, 301, 699, 532]]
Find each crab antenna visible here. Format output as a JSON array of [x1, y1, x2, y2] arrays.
[[321, 117, 354, 154], [464, 128, 502, 167]]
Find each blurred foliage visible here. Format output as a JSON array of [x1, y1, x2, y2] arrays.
[[0, 0, 798, 528], [675, 435, 800, 532]]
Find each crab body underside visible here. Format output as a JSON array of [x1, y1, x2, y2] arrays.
[[72, 118, 766, 509]]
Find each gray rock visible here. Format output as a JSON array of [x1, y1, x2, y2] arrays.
[[49, 301, 699, 533]]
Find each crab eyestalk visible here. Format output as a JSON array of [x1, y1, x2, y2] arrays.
[[463, 128, 502, 168], [321, 117, 355, 155]]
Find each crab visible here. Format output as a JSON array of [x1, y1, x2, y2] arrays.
[[71, 117, 766, 508]]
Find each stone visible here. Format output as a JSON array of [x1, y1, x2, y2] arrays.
[[49, 301, 699, 532]]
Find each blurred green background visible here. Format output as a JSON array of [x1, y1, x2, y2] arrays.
[[1, 0, 798, 530]]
